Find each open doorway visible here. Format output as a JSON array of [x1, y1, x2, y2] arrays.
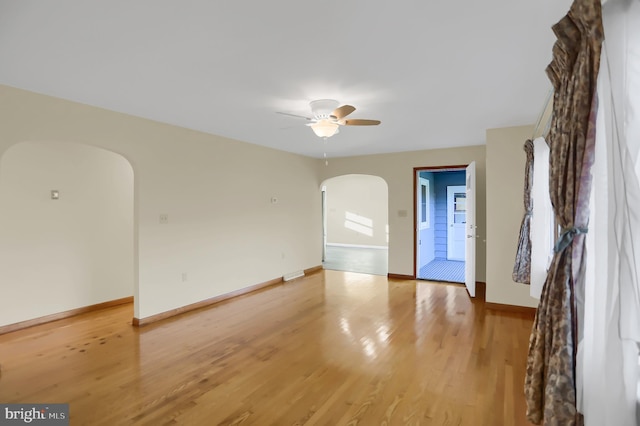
[[415, 167, 467, 283], [0, 141, 135, 328], [321, 174, 389, 276]]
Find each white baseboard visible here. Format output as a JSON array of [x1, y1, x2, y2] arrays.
[[326, 243, 388, 250]]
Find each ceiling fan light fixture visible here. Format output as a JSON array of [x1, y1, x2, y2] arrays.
[[310, 119, 339, 138]]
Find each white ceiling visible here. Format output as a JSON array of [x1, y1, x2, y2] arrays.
[[0, 0, 571, 159]]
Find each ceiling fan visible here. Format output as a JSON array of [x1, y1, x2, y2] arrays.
[[278, 99, 381, 139]]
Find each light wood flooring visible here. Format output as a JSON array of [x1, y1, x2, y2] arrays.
[[0, 270, 534, 425]]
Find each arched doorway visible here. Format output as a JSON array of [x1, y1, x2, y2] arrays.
[[321, 174, 389, 275], [0, 141, 135, 328]]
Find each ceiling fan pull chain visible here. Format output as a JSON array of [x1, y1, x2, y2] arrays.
[[324, 140, 329, 166]]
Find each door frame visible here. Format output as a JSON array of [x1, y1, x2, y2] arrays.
[[321, 186, 327, 261], [413, 165, 469, 279]]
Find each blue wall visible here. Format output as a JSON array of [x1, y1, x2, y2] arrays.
[[433, 171, 466, 259]]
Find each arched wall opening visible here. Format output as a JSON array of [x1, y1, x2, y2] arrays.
[[0, 141, 135, 328], [321, 174, 389, 275]]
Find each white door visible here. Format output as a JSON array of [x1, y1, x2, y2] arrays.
[[465, 162, 476, 297], [447, 185, 466, 260], [415, 176, 431, 274]]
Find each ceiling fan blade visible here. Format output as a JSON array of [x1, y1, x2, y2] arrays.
[[279, 124, 305, 130], [276, 111, 313, 121], [331, 105, 355, 120], [343, 119, 381, 126]]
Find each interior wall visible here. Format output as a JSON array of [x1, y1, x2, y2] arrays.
[[0, 85, 539, 315], [320, 146, 487, 281], [323, 174, 388, 248], [0, 141, 134, 326], [486, 124, 538, 307], [0, 85, 322, 322]]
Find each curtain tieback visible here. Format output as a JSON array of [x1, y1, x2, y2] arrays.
[[554, 226, 588, 253]]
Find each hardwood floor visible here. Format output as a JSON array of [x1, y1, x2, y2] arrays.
[[0, 270, 535, 425]]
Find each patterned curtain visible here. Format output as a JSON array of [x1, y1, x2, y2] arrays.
[[512, 139, 534, 284], [524, 0, 603, 425]]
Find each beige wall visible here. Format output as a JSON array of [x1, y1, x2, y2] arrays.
[[323, 174, 388, 247], [0, 85, 322, 323], [485, 125, 538, 307], [319, 146, 487, 280], [0, 84, 538, 325]]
